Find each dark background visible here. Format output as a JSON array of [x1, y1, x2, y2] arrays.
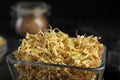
[[1, 0, 120, 29], [0, 0, 120, 80], [1, 0, 120, 37], [1, 0, 120, 30]]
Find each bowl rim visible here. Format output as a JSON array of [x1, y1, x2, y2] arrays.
[[6, 45, 106, 72]]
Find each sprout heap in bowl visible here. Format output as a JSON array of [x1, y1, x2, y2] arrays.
[[14, 28, 104, 80]]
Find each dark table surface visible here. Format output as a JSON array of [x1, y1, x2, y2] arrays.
[[0, 17, 120, 80]]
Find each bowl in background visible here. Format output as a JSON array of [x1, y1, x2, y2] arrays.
[[0, 36, 7, 62]]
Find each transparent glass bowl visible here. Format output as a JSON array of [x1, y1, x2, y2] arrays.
[[6, 46, 106, 80]]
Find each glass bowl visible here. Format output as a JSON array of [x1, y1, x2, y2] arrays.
[[6, 46, 106, 80], [10, 2, 50, 36]]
